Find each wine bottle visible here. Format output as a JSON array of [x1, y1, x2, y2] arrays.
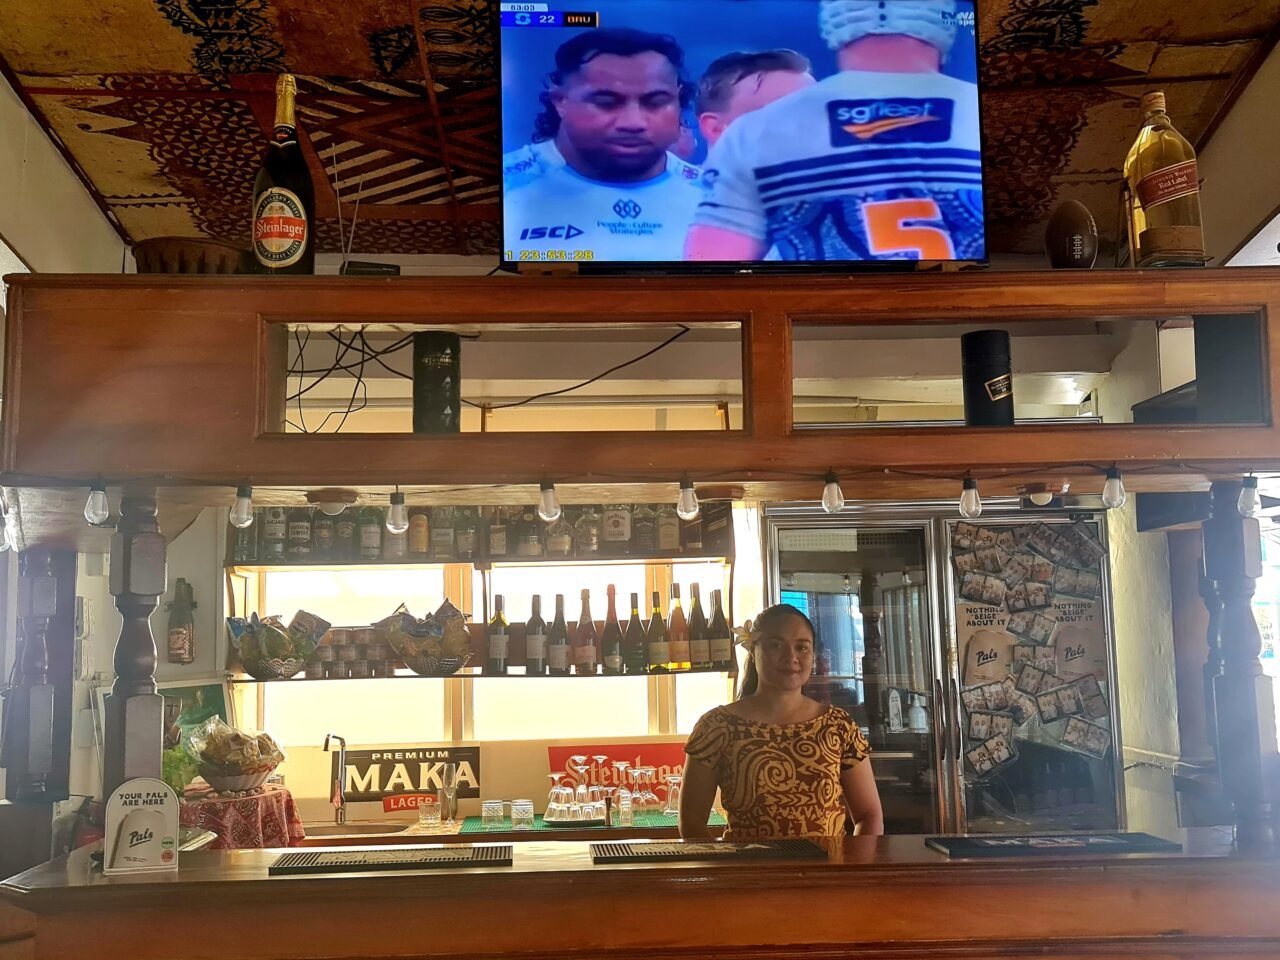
[[485, 594, 509, 676], [624, 592, 647, 675], [334, 508, 356, 561], [548, 594, 571, 676], [575, 589, 598, 676], [526, 595, 547, 676], [408, 507, 431, 557], [708, 589, 735, 673], [312, 511, 334, 559], [1122, 90, 1205, 267], [632, 503, 657, 554], [646, 591, 670, 675], [287, 506, 313, 561], [667, 584, 690, 672], [688, 583, 711, 671], [358, 506, 383, 560], [602, 585, 624, 675], [165, 578, 196, 665], [252, 74, 315, 274]]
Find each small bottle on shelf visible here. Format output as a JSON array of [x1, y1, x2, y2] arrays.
[[312, 510, 334, 559], [430, 507, 456, 560], [455, 507, 477, 560], [646, 591, 669, 674], [601, 503, 632, 556], [623, 591, 647, 675], [358, 506, 383, 560], [574, 505, 601, 557], [656, 503, 681, 554], [545, 511, 575, 558], [382, 521, 407, 560], [632, 503, 657, 555], [601, 584, 624, 675], [486, 594, 509, 676], [1122, 90, 1205, 268], [165, 578, 196, 665], [517, 506, 544, 558], [707, 589, 735, 673], [667, 584, 690, 672], [234, 522, 257, 563], [408, 507, 431, 558], [688, 583, 711, 671], [487, 507, 510, 559], [287, 506, 313, 561], [548, 594, 571, 676], [526, 595, 547, 676], [574, 588, 598, 676], [681, 512, 704, 555], [333, 507, 357, 561]]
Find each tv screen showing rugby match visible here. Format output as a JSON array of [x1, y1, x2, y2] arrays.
[[500, 0, 984, 266]]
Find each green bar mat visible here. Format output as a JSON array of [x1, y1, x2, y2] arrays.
[[459, 811, 726, 835]]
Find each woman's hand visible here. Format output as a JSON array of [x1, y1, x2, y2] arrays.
[[679, 755, 719, 840], [841, 759, 884, 836]]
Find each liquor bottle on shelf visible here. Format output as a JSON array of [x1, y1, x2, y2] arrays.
[[408, 507, 431, 558], [601, 504, 632, 556], [526, 595, 547, 676], [657, 503, 681, 554], [252, 74, 315, 275], [646, 591, 670, 675], [707, 589, 735, 673], [575, 589, 599, 676], [602, 584, 625, 675], [334, 508, 357, 561], [487, 507, 510, 559], [233, 522, 256, 563], [681, 511, 704, 554], [632, 503, 657, 555], [382, 521, 407, 560], [262, 507, 287, 561], [623, 591, 647, 675], [312, 510, 334, 559], [548, 594, 571, 677], [358, 506, 383, 560], [545, 511, 574, 558], [486, 594, 509, 676], [517, 506, 543, 558], [574, 505, 601, 557], [287, 506, 313, 561], [431, 506, 456, 560], [455, 507, 478, 560], [667, 584, 691, 672], [1122, 90, 1205, 268], [166, 578, 196, 665], [688, 584, 711, 671]]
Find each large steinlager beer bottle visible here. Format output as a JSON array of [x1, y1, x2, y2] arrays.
[[252, 75, 315, 274]]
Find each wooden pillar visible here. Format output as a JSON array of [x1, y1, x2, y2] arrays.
[[0, 551, 57, 800], [1167, 530, 1215, 763], [102, 494, 167, 797], [1203, 480, 1277, 848]]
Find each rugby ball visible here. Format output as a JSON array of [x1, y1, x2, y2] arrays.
[[1044, 200, 1099, 269]]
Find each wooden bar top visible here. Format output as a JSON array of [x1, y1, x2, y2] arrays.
[[4, 829, 1280, 959]]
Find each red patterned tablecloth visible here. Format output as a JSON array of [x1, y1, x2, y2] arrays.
[[180, 782, 305, 849]]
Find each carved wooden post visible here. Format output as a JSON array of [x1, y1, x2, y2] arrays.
[[0, 550, 57, 800], [1199, 569, 1223, 753], [103, 494, 167, 797], [1204, 480, 1277, 848]]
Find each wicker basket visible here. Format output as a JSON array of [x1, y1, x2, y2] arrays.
[[401, 654, 471, 678], [240, 657, 306, 681], [199, 764, 278, 794], [133, 236, 247, 274]]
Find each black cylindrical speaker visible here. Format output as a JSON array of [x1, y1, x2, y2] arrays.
[[961, 329, 1014, 426], [412, 332, 461, 434]]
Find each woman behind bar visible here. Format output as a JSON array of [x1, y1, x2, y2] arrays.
[[680, 604, 884, 839]]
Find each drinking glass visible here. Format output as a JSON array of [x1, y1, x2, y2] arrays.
[[511, 799, 535, 830], [440, 762, 459, 826], [569, 755, 591, 805], [662, 774, 683, 817], [417, 795, 441, 828], [592, 754, 610, 787], [482, 799, 508, 831]]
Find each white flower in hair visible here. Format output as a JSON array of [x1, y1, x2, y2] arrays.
[[733, 619, 760, 648]]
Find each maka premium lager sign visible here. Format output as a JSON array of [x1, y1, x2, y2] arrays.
[[334, 746, 480, 802]]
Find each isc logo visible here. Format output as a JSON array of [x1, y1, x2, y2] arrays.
[[520, 225, 584, 240]]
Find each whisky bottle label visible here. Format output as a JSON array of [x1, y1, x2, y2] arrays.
[[1137, 159, 1199, 209], [253, 187, 308, 267], [984, 373, 1012, 402]]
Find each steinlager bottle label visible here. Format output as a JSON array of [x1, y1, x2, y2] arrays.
[[253, 187, 308, 267]]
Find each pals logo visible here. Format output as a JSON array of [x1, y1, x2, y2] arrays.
[[520, 224, 584, 240], [828, 98, 955, 146]]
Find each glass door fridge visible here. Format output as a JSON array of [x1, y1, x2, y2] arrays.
[[766, 505, 1125, 835]]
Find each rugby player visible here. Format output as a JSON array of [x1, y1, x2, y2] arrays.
[[503, 28, 703, 261], [685, 1, 984, 263], [696, 49, 816, 148]]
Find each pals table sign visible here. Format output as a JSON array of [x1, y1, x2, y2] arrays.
[[104, 777, 179, 875]]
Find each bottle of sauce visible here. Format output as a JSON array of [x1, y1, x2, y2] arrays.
[[166, 578, 197, 664]]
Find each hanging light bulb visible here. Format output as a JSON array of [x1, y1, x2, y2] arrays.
[[537, 481, 562, 523], [1238, 475, 1262, 519], [821, 470, 846, 514], [677, 478, 700, 520], [958, 476, 982, 519], [229, 485, 255, 528], [386, 490, 410, 534], [84, 481, 110, 526], [842, 575, 852, 593], [1101, 467, 1127, 510]]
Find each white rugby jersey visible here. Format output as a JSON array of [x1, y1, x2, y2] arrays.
[[504, 143, 703, 262], [693, 70, 985, 261]]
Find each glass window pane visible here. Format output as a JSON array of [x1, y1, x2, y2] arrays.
[[675, 673, 735, 734], [473, 677, 648, 741], [264, 679, 445, 746], [262, 568, 447, 625]]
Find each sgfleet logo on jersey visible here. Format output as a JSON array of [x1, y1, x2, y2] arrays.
[[827, 98, 955, 146], [519, 224, 584, 240]]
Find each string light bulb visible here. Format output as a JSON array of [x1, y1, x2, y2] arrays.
[[386, 490, 409, 534], [1101, 467, 1127, 510], [84, 481, 110, 526], [1238, 475, 1261, 519], [821, 471, 846, 514], [537, 481, 562, 523], [229, 485, 254, 528], [677, 478, 700, 520], [959, 476, 982, 519]]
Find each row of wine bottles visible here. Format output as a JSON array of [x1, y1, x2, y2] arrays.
[[485, 584, 735, 676]]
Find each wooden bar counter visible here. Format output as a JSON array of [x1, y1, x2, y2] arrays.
[[3, 829, 1279, 959]]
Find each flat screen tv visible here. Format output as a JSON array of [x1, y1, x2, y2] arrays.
[[499, 0, 985, 270]]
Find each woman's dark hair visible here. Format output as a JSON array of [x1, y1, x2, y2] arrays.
[[736, 603, 816, 700], [533, 28, 692, 142]]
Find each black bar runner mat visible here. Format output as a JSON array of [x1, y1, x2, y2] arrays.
[[591, 839, 827, 865], [269, 844, 513, 875], [926, 833, 1182, 858]]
